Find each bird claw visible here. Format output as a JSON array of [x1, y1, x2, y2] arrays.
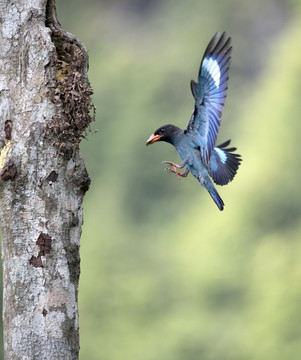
[[163, 160, 187, 179], [164, 167, 187, 179], [162, 160, 181, 168]]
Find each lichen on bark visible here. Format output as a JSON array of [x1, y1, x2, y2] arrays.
[[51, 58, 95, 145], [44, 5, 96, 151]]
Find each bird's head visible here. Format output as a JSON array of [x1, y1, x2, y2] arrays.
[[146, 124, 180, 146]]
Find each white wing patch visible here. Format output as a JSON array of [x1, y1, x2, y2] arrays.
[[203, 57, 221, 88], [215, 147, 227, 163]]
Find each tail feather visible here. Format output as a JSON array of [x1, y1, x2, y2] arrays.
[[208, 186, 224, 211], [202, 177, 224, 211]]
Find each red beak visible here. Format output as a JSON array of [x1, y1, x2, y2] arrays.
[[146, 134, 162, 146]]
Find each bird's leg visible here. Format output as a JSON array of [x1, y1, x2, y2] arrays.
[[163, 158, 188, 169], [166, 167, 190, 178], [163, 159, 189, 178], [163, 161, 183, 169]]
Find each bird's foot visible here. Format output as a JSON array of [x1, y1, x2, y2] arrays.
[[162, 161, 183, 169], [165, 168, 188, 179], [163, 161, 188, 179]]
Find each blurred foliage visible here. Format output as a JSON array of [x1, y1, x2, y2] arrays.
[[1, 0, 301, 359]]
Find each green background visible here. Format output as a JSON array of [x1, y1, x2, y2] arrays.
[[1, 0, 301, 359]]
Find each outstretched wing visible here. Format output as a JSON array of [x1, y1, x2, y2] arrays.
[[185, 32, 232, 166]]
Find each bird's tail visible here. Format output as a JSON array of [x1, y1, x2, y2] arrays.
[[202, 176, 224, 211]]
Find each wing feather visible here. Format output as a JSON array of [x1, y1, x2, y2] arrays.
[[185, 32, 232, 166], [209, 140, 242, 185]]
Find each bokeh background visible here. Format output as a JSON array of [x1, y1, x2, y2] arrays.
[[1, 0, 301, 359]]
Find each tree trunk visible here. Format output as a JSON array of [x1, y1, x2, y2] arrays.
[[0, 0, 94, 359]]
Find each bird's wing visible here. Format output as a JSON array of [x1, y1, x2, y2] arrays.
[[185, 32, 232, 166], [209, 140, 242, 185]]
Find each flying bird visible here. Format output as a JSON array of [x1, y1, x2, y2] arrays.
[[146, 32, 242, 211]]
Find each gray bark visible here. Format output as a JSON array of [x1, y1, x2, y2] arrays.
[[0, 0, 94, 359]]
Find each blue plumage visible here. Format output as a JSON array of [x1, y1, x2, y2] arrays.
[[209, 140, 241, 186], [187, 32, 232, 166], [146, 32, 242, 211]]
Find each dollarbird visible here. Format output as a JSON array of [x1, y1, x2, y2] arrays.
[[146, 32, 242, 211]]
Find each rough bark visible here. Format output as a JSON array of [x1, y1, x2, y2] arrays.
[[0, 0, 94, 359]]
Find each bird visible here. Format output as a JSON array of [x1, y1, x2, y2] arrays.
[[146, 32, 242, 211]]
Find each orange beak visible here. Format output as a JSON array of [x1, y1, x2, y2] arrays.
[[146, 134, 162, 146]]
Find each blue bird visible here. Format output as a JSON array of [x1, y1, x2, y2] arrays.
[[146, 32, 242, 211]]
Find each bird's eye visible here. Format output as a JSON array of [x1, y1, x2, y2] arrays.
[[160, 128, 165, 133]]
